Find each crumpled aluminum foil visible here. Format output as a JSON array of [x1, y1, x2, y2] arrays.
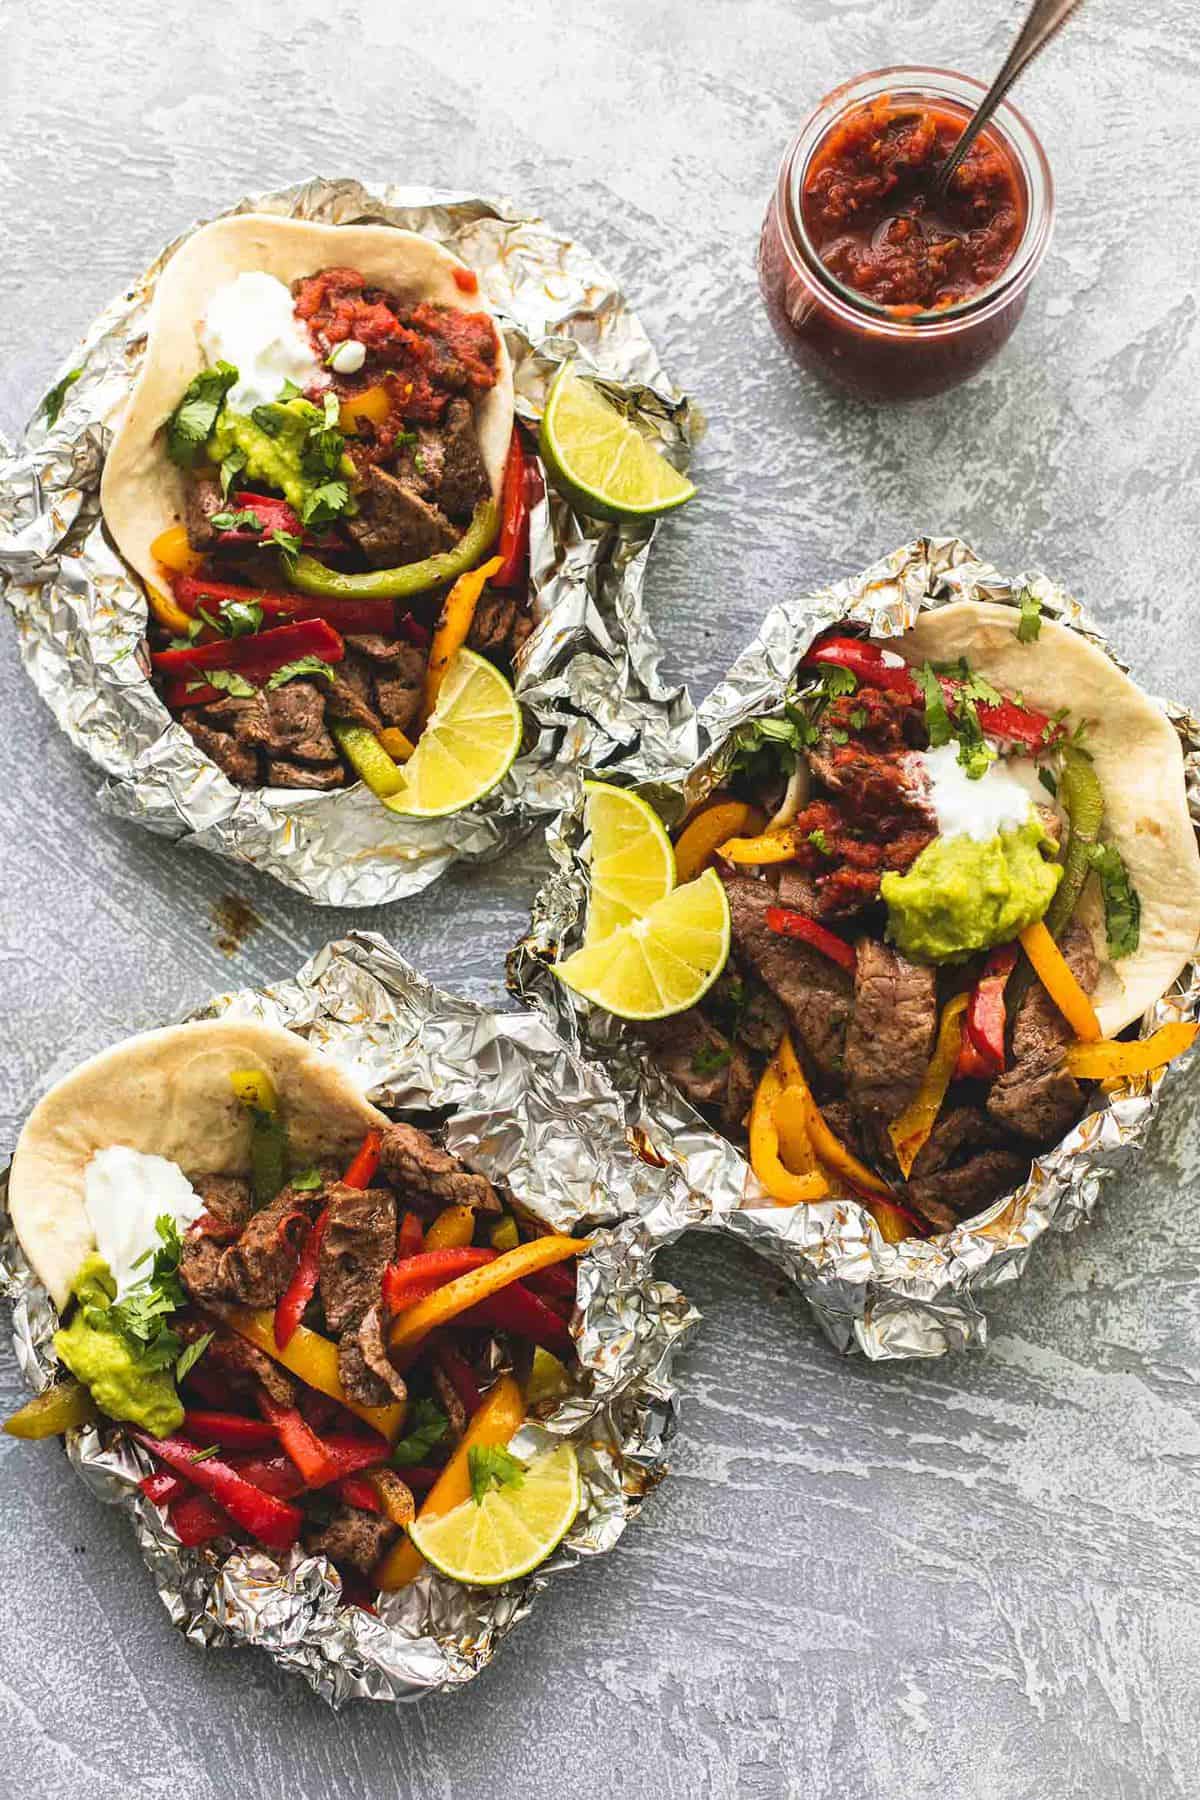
[[0, 179, 697, 905], [0, 931, 699, 1704], [510, 538, 1200, 1360]]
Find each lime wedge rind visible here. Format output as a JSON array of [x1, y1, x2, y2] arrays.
[[383, 648, 522, 819], [540, 367, 695, 523], [408, 1443, 581, 1586], [555, 866, 732, 1021]]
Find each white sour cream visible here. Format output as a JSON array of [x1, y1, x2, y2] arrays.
[[199, 272, 328, 414], [83, 1146, 206, 1297], [912, 742, 1033, 843]]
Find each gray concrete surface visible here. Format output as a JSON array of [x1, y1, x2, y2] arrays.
[[3, 2, 1199, 1796]]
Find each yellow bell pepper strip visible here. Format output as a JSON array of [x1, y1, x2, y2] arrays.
[[1063, 1020, 1198, 1080], [289, 498, 499, 602], [490, 1213, 520, 1252], [368, 1467, 416, 1528], [1018, 919, 1102, 1043], [150, 522, 204, 578], [229, 1069, 287, 1206], [4, 1379, 97, 1439], [228, 1309, 405, 1442], [889, 994, 969, 1179], [674, 801, 766, 883], [717, 829, 799, 866], [146, 583, 194, 637], [329, 722, 407, 799], [419, 553, 505, 727], [424, 1204, 477, 1250], [377, 726, 414, 762], [774, 1035, 894, 1198], [338, 383, 392, 435], [748, 1061, 829, 1203], [388, 1235, 590, 1358], [374, 1372, 525, 1590], [867, 1198, 915, 1245]]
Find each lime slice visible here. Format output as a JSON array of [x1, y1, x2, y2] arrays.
[[553, 866, 731, 1020], [583, 780, 676, 946], [408, 1443, 581, 1586], [540, 365, 696, 522], [383, 649, 521, 819], [525, 1347, 571, 1406]]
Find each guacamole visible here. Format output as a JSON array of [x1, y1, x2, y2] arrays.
[[207, 397, 353, 518], [53, 1254, 184, 1437], [881, 817, 1062, 964]]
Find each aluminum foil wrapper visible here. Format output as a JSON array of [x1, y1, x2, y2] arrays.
[[0, 179, 697, 905], [510, 538, 1200, 1360], [0, 931, 698, 1705]]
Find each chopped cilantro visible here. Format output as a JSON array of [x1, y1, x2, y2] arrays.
[[816, 664, 858, 700], [215, 599, 264, 639], [951, 691, 996, 781], [167, 363, 237, 467], [727, 703, 817, 790], [269, 528, 303, 558], [278, 378, 303, 402], [265, 656, 336, 691], [250, 402, 286, 438], [848, 707, 867, 731], [691, 1040, 732, 1078], [1086, 842, 1141, 958], [41, 367, 82, 427], [301, 480, 349, 528], [103, 1215, 189, 1375], [468, 1444, 526, 1505], [175, 1330, 214, 1382], [195, 668, 256, 699], [390, 1398, 449, 1466], [219, 448, 247, 497], [209, 507, 264, 533], [914, 663, 953, 748], [961, 669, 1004, 708], [827, 727, 849, 746], [1017, 588, 1043, 643], [808, 828, 831, 854], [1038, 767, 1058, 799], [189, 1445, 221, 1464]]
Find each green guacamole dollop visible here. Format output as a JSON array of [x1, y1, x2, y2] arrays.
[[881, 817, 1062, 965], [208, 397, 351, 516], [53, 1255, 183, 1438]]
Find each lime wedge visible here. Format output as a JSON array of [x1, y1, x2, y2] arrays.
[[383, 649, 521, 818], [407, 1443, 581, 1586], [583, 780, 676, 946], [525, 1347, 571, 1406], [553, 866, 731, 1020], [540, 365, 696, 522]]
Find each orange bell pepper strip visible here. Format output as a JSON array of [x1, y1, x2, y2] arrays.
[[150, 522, 204, 579], [418, 554, 504, 726], [228, 1309, 405, 1442], [1063, 1020, 1198, 1080], [388, 1235, 589, 1358], [145, 582, 194, 637], [674, 801, 766, 882], [377, 726, 414, 762], [888, 994, 969, 1179], [717, 829, 799, 866], [423, 1204, 476, 1250], [774, 1034, 894, 1199], [1018, 920, 1102, 1043], [747, 1061, 828, 1203], [338, 383, 392, 435], [368, 1467, 416, 1528], [374, 1372, 525, 1590]]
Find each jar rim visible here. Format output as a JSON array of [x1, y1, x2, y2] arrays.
[[778, 65, 1055, 338]]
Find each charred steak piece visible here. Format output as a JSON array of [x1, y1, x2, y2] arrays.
[[987, 921, 1098, 1147], [345, 636, 426, 732], [179, 713, 260, 786], [338, 1303, 407, 1408], [263, 682, 339, 765], [318, 1183, 397, 1336], [722, 872, 853, 1084], [437, 396, 492, 523], [217, 1188, 319, 1310], [266, 759, 346, 790], [378, 1122, 498, 1215], [178, 1234, 231, 1308], [191, 1174, 254, 1230], [845, 939, 937, 1124], [345, 464, 457, 567], [305, 1504, 397, 1577], [197, 1327, 299, 1407], [643, 1008, 735, 1111], [722, 1044, 757, 1136], [906, 1149, 1029, 1233], [184, 476, 224, 552]]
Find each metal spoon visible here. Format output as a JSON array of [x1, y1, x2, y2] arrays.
[[934, 0, 1083, 198]]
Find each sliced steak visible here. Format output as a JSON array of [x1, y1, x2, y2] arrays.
[[326, 651, 384, 734], [906, 1149, 1029, 1231], [345, 464, 457, 567], [200, 1327, 299, 1406], [338, 1304, 407, 1408], [908, 1106, 1012, 1180], [305, 1504, 397, 1577], [379, 1122, 499, 1214], [184, 477, 223, 553], [179, 713, 259, 786], [179, 1234, 230, 1308], [722, 871, 853, 1084], [438, 397, 492, 522], [393, 426, 446, 499], [318, 1184, 396, 1335], [721, 1044, 757, 1136], [346, 638, 425, 731], [845, 939, 937, 1123], [266, 759, 346, 790], [643, 1009, 734, 1110], [217, 1189, 317, 1310], [467, 590, 518, 659], [431, 1360, 468, 1443], [263, 682, 339, 764], [203, 692, 273, 749], [775, 867, 821, 916], [987, 921, 1098, 1147], [191, 1174, 254, 1230]]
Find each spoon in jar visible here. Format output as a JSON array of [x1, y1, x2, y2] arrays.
[[933, 0, 1084, 199]]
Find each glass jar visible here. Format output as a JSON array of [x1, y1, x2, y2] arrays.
[[758, 67, 1054, 401]]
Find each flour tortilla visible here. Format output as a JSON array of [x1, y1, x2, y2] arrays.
[[10, 1019, 388, 1312], [100, 213, 515, 594], [896, 600, 1200, 1036]]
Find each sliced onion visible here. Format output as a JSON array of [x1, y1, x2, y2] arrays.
[[766, 761, 810, 832]]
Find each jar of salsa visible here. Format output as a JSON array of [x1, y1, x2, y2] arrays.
[[758, 68, 1054, 400]]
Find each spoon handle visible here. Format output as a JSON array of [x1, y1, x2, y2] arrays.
[[937, 0, 1083, 191]]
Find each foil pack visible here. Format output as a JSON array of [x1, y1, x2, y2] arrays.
[[0, 931, 699, 1704], [510, 538, 1200, 1360], [0, 179, 697, 905]]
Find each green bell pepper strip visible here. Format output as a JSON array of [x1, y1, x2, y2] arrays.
[[1043, 748, 1105, 940], [287, 499, 499, 602], [229, 1070, 287, 1207]]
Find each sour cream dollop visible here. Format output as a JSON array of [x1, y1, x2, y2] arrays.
[[83, 1147, 205, 1297], [199, 272, 328, 414], [913, 742, 1033, 843]]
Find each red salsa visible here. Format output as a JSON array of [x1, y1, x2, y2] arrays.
[[802, 98, 1025, 313]]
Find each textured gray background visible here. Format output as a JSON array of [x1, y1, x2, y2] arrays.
[[2, 2, 1198, 1796]]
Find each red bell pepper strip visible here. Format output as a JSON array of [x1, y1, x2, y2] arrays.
[[457, 1280, 574, 1358], [173, 573, 424, 643], [182, 1410, 278, 1449], [139, 1470, 188, 1506], [273, 1211, 329, 1350], [256, 1388, 339, 1487], [190, 1210, 242, 1243], [802, 635, 918, 696], [338, 1474, 384, 1513], [132, 1431, 302, 1550], [434, 1341, 482, 1418], [765, 905, 857, 974], [169, 1491, 234, 1547], [963, 944, 1018, 1075], [153, 616, 344, 679], [231, 1431, 390, 1499], [492, 429, 530, 590], [214, 491, 310, 547], [396, 1211, 424, 1259], [954, 1037, 997, 1081], [524, 1261, 577, 1303], [382, 1247, 497, 1314], [397, 1464, 441, 1494], [343, 1128, 383, 1190]]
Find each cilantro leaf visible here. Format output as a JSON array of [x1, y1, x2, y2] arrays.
[[219, 448, 248, 497], [250, 402, 286, 438], [1086, 842, 1141, 958], [289, 1168, 323, 1192], [961, 669, 1004, 708], [914, 664, 953, 748], [727, 703, 817, 789], [300, 480, 349, 528], [391, 1398, 449, 1466], [691, 1040, 732, 1078], [176, 1330, 214, 1382], [468, 1444, 526, 1505], [209, 508, 264, 534], [816, 664, 858, 700], [1038, 767, 1058, 799], [1017, 587, 1043, 643], [192, 668, 257, 699], [265, 656, 336, 691], [951, 692, 996, 781], [278, 379, 303, 402], [216, 599, 264, 639], [167, 363, 237, 468], [41, 367, 82, 428], [269, 528, 303, 557]]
